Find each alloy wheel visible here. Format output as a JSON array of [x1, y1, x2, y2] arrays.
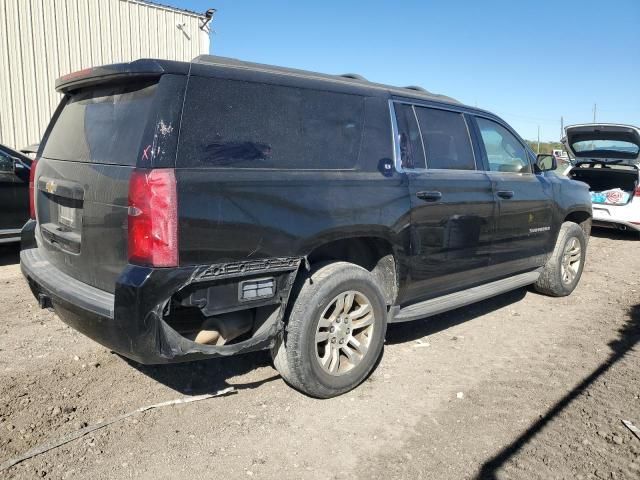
[[561, 237, 582, 285], [315, 290, 375, 375]]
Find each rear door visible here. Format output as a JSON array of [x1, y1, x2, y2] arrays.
[[472, 116, 554, 273], [34, 75, 186, 293], [393, 102, 496, 303]]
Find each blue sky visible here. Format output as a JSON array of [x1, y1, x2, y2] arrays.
[[163, 0, 639, 142]]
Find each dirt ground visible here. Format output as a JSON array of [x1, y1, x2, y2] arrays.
[[0, 229, 638, 480]]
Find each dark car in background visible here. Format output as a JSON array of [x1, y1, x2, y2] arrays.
[[0, 143, 32, 243], [21, 56, 593, 398]]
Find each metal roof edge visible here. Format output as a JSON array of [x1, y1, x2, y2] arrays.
[[127, 0, 207, 19], [192, 54, 463, 106]]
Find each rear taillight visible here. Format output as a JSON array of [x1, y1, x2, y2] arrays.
[[128, 169, 178, 267], [635, 185, 640, 197], [29, 158, 38, 219]]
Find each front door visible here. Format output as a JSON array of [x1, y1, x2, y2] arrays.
[[473, 116, 554, 274]]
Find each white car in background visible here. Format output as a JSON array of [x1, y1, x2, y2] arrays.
[[564, 124, 640, 234], [552, 148, 572, 173]]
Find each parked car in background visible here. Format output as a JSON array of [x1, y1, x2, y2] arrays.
[[564, 124, 640, 234], [552, 148, 573, 173], [20, 143, 39, 159], [0, 143, 32, 243], [21, 56, 592, 398]]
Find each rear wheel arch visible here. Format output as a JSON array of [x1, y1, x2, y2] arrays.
[[303, 236, 399, 305]]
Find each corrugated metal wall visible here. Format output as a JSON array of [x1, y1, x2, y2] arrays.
[[0, 0, 209, 150]]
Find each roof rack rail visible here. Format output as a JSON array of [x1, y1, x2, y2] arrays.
[[190, 55, 461, 104], [404, 85, 428, 92], [340, 73, 367, 81]]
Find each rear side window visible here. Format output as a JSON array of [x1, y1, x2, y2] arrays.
[[42, 82, 157, 166], [476, 117, 531, 173], [178, 77, 364, 169], [393, 103, 425, 169], [414, 107, 475, 170]]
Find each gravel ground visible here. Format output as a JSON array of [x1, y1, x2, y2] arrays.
[[0, 229, 638, 480]]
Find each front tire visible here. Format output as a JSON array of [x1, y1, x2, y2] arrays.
[[534, 222, 587, 297], [272, 262, 387, 398]]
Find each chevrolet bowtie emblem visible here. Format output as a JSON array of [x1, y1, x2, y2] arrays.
[[45, 180, 57, 194]]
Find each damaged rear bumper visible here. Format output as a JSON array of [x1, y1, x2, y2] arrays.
[[20, 244, 301, 365]]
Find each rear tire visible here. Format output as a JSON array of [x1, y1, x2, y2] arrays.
[[534, 222, 587, 297], [272, 261, 387, 398]]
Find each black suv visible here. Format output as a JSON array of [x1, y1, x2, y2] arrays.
[[21, 56, 592, 398]]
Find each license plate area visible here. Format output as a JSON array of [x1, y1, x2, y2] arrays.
[[58, 204, 77, 229]]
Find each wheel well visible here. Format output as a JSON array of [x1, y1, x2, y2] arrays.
[[564, 211, 592, 237], [306, 237, 398, 305]]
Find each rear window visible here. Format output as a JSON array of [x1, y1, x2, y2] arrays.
[[41, 82, 157, 165], [178, 77, 364, 169], [572, 139, 639, 156]]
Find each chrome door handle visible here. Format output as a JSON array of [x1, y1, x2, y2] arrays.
[[416, 191, 442, 202], [497, 190, 514, 199]]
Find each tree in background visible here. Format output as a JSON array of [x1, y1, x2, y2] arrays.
[[525, 140, 565, 155]]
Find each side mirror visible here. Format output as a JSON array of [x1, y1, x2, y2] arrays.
[[12, 157, 31, 182], [535, 154, 557, 172]]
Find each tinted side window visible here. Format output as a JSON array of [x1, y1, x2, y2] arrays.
[[393, 103, 425, 169], [178, 77, 364, 169], [0, 152, 12, 172], [476, 117, 531, 173], [414, 107, 475, 170]]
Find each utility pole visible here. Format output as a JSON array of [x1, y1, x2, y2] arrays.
[[537, 125, 540, 154], [593, 104, 597, 123], [560, 116, 564, 139]]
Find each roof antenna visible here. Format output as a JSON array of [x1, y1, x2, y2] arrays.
[[200, 8, 217, 32]]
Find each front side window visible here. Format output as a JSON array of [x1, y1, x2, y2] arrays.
[[414, 107, 475, 170], [476, 117, 531, 173]]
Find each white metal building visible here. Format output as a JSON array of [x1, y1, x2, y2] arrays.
[[0, 0, 211, 151]]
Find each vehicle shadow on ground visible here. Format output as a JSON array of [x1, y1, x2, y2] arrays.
[[0, 245, 20, 267], [124, 350, 278, 395], [385, 287, 528, 345], [475, 303, 640, 480], [131, 288, 530, 395], [590, 227, 638, 241]]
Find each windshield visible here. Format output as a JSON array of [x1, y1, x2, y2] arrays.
[[571, 139, 639, 156]]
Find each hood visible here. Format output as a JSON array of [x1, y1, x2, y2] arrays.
[[563, 124, 640, 164]]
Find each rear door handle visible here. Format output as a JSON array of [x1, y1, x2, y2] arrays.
[[416, 191, 442, 202], [497, 190, 514, 199]]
